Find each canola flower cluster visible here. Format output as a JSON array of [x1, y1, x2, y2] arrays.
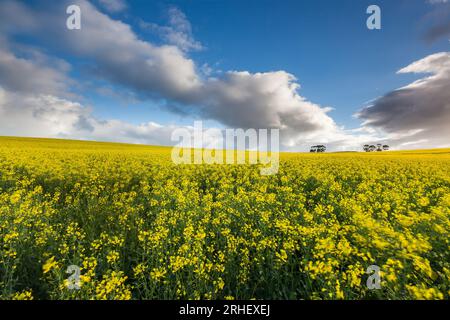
[[0, 137, 449, 300]]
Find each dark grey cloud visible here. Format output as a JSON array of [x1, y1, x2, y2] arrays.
[[422, 1, 450, 43], [357, 52, 450, 149], [424, 21, 450, 43]]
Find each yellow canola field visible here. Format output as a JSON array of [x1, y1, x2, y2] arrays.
[[0, 136, 449, 300]]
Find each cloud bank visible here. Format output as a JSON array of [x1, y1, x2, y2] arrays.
[[357, 52, 450, 149], [0, 87, 184, 146]]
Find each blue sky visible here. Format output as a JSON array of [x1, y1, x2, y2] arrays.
[[0, 0, 449, 150], [92, 0, 449, 126]]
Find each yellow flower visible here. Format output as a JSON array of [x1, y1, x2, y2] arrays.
[[150, 267, 167, 281], [95, 271, 131, 300], [106, 251, 120, 264], [276, 249, 288, 263], [406, 285, 444, 300], [12, 290, 33, 300], [1, 136, 450, 300], [42, 256, 58, 274], [133, 263, 146, 277]]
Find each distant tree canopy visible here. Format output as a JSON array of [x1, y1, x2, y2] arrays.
[[310, 145, 326, 153], [363, 144, 389, 152]]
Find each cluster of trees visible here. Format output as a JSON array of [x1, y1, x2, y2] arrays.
[[363, 144, 389, 152], [310, 145, 326, 153], [308, 144, 389, 153]]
